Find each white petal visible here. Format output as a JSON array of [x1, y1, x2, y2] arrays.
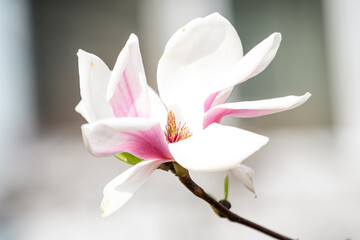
[[107, 34, 150, 118], [169, 123, 269, 172], [212, 33, 282, 92], [75, 100, 90, 122], [148, 86, 168, 129], [77, 49, 114, 123], [81, 118, 171, 160], [157, 13, 243, 132], [101, 159, 171, 217], [203, 93, 311, 128], [230, 164, 256, 196]]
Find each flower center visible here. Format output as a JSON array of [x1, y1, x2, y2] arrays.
[[164, 110, 192, 143]]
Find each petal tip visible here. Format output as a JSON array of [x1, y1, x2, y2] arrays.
[[77, 49, 89, 58], [77, 49, 84, 56], [205, 12, 230, 25], [207, 12, 222, 19], [248, 186, 257, 196], [128, 33, 139, 44], [254, 134, 269, 153], [261, 135, 270, 147], [100, 208, 107, 217], [296, 92, 312, 106], [271, 32, 282, 45], [75, 101, 82, 113], [100, 196, 112, 218], [100, 191, 124, 218], [230, 164, 257, 196], [106, 33, 143, 103]]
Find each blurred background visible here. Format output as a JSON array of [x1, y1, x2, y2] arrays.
[[1, 0, 359, 239]]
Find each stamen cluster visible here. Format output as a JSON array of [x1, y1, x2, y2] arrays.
[[164, 110, 192, 143]]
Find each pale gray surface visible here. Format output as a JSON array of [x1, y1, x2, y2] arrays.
[[1, 126, 358, 240]]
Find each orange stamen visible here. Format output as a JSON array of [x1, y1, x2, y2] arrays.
[[164, 110, 192, 143]]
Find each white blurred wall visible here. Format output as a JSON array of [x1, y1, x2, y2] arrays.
[[322, 0, 360, 167], [323, 0, 360, 131]]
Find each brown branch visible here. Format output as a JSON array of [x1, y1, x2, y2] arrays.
[[172, 163, 295, 240]]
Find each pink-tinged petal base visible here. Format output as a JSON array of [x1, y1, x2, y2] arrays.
[[203, 93, 311, 129], [204, 91, 220, 112], [204, 87, 233, 112], [110, 71, 143, 117], [101, 159, 173, 217], [169, 123, 269, 172], [107, 34, 150, 118], [81, 118, 171, 160]]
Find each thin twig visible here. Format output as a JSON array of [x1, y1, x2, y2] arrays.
[[172, 163, 295, 240]]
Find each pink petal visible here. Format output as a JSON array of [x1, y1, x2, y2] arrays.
[[107, 34, 150, 118], [81, 118, 171, 159], [203, 93, 311, 129], [203, 91, 220, 112], [101, 159, 172, 217], [203, 87, 233, 112], [169, 123, 269, 172]]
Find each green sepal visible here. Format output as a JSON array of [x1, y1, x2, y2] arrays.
[[173, 163, 188, 177], [224, 174, 229, 200], [114, 152, 143, 165]]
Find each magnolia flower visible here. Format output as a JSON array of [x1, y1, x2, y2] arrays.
[[76, 13, 310, 217]]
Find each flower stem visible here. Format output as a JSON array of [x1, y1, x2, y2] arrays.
[[172, 163, 295, 240]]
